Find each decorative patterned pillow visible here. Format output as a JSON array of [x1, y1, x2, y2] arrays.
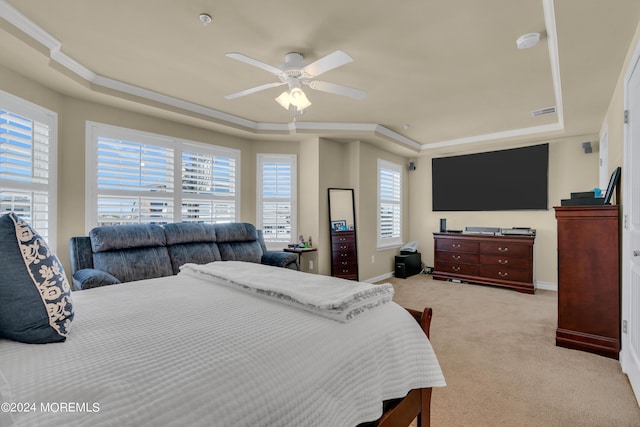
[[0, 212, 74, 343]]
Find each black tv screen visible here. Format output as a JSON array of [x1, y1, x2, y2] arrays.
[[432, 144, 548, 211]]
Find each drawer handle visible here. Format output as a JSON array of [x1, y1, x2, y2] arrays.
[[341, 254, 348, 257], [498, 259, 508, 265], [340, 245, 347, 249], [498, 247, 509, 252], [452, 255, 461, 260], [452, 243, 461, 248], [341, 261, 348, 265], [452, 266, 461, 272], [342, 269, 349, 273], [498, 271, 508, 277]]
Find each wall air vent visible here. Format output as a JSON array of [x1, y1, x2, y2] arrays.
[[531, 106, 557, 117]]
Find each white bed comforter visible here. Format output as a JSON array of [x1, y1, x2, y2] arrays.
[[0, 265, 445, 427]]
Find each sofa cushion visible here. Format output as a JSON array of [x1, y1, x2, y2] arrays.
[[93, 247, 173, 283], [215, 223, 263, 263], [164, 223, 221, 274], [0, 212, 74, 343], [90, 224, 173, 283], [90, 224, 166, 252], [163, 222, 217, 245], [214, 222, 259, 243], [167, 243, 222, 274]]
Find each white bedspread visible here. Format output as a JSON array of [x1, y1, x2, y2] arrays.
[[179, 261, 394, 322], [0, 269, 445, 427]]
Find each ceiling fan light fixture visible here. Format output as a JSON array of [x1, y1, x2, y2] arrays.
[[275, 88, 312, 112], [289, 88, 311, 109], [275, 91, 291, 110]]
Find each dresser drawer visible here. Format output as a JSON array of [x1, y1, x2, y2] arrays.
[[435, 239, 478, 253], [333, 262, 358, 276], [436, 251, 479, 265], [479, 242, 530, 257], [479, 254, 530, 269], [333, 251, 355, 265], [435, 262, 479, 276], [332, 233, 354, 244], [479, 266, 532, 283]]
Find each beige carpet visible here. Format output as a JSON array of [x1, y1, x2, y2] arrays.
[[386, 274, 640, 427]]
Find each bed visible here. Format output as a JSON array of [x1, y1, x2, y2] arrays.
[[0, 261, 445, 427]]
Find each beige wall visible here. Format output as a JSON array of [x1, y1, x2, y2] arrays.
[[356, 143, 410, 280], [4, 47, 630, 288], [408, 137, 599, 287]]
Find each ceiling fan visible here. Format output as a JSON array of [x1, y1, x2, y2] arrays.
[[224, 50, 367, 115]]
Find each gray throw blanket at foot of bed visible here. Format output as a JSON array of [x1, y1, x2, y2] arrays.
[[179, 261, 394, 322]]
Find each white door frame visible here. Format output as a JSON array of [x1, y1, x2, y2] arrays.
[[621, 36, 640, 405]]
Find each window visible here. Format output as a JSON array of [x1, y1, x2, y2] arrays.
[[86, 122, 240, 228], [0, 91, 57, 246], [257, 154, 296, 248], [377, 159, 402, 248]]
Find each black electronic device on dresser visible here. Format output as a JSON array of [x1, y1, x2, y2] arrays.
[[395, 251, 422, 279]]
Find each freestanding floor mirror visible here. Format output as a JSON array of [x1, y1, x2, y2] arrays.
[[328, 188, 358, 280]]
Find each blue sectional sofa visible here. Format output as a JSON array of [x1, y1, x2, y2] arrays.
[[69, 222, 298, 290]]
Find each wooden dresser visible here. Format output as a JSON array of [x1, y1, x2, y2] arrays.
[[433, 232, 535, 293], [554, 205, 620, 359], [331, 230, 358, 280]]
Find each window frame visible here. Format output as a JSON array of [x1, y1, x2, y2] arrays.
[[85, 121, 241, 231], [377, 158, 403, 249], [0, 90, 58, 247], [256, 153, 297, 250]]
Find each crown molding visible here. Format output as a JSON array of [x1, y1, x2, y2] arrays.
[[0, 0, 563, 154]]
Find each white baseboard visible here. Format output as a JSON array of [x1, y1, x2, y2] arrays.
[[536, 280, 557, 292], [364, 273, 558, 293], [365, 272, 394, 283]]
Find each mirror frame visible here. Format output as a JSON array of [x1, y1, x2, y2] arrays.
[[328, 188, 358, 280]]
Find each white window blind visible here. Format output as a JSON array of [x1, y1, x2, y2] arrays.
[[181, 148, 237, 223], [378, 159, 402, 247], [87, 122, 240, 229], [0, 91, 57, 246], [257, 154, 296, 247], [95, 136, 174, 225]]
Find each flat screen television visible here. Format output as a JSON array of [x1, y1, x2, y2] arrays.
[[432, 143, 548, 211]]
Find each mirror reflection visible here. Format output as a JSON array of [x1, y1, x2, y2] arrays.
[[328, 188, 358, 280]]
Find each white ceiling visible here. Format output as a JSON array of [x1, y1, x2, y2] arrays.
[[0, 0, 639, 156]]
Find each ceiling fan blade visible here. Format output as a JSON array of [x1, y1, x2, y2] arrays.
[[226, 53, 284, 76], [225, 82, 285, 100], [303, 51, 353, 77], [308, 80, 367, 100]]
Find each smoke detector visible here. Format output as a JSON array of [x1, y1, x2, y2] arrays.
[[199, 13, 212, 26], [516, 32, 540, 49]]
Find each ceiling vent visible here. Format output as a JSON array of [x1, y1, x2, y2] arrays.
[[531, 106, 557, 117]]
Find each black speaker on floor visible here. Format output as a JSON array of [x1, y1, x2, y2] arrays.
[[395, 252, 422, 279], [395, 263, 406, 278]]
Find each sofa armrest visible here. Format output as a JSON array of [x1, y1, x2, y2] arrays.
[[69, 236, 94, 274], [72, 268, 122, 291], [261, 251, 299, 270]]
